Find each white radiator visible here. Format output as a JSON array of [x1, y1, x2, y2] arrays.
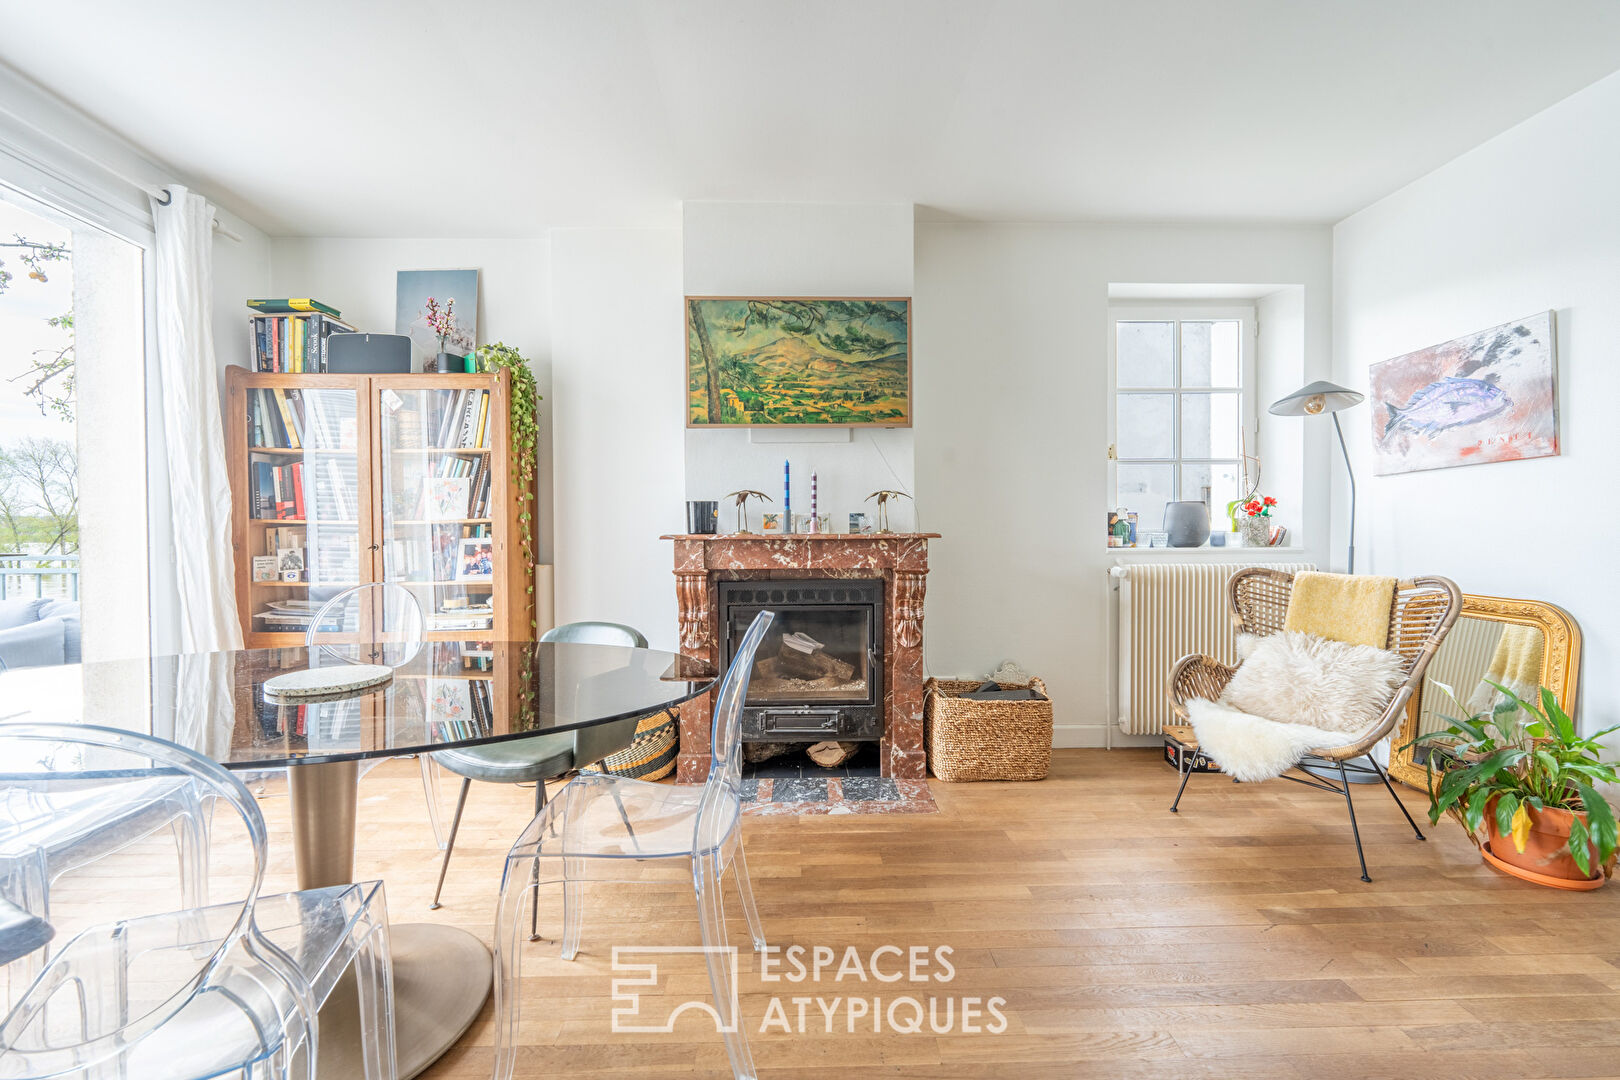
[[1113, 561, 1314, 736]]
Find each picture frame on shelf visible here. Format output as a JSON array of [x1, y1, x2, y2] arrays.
[[277, 548, 305, 579], [422, 476, 471, 521], [760, 512, 784, 534], [455, 537, 495, 581], [252, 555, 279, 582], [848, 512, 871, 534]]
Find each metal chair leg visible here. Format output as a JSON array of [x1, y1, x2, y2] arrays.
[[1170, 759, 1193, 812], [609, 784, 639, 846], [529, 779, 548, 942], [1370, 757, 1425, 840], [1339, 760, 1372, 883], [429, 777, 473, 909]]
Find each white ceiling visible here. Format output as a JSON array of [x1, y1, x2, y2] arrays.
[[5, 0, 1619, 237]]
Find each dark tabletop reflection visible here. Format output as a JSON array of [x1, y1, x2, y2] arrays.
[[8, 641, 708, 769]]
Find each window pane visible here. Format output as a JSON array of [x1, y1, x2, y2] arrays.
[[1181, 321, 1242, 387], [1117, 393, 1175, 458], [1116, 464, 1174, 534], [1180, 463, 1243, 526], [1179, 392, 1241, 459], [1117, 322, 1174, 386]]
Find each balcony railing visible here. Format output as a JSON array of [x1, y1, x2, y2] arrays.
[[0, 554, 80, 601]]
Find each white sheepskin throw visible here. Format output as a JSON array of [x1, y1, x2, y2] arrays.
[[1187, 631, 1407, 782]]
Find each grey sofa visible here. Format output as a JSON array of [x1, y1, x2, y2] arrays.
[[0, 597, 82, 669]]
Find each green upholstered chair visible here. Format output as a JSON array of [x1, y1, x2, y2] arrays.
[[423, 621, 649, 910]]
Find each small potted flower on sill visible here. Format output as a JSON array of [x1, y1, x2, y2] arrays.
[[1407, 681, 1619, 890], [423, 296, 464, 373], [1239, 495, 1276, 546]]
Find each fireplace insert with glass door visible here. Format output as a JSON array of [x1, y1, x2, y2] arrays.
[[717, 579, 884, 742]]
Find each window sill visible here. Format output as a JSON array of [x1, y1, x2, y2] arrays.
[[1108, 546, 1310, 556]]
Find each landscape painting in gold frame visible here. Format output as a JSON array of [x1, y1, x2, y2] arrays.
[[686, 296, 911, 427]]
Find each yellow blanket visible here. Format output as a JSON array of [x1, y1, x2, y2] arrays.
[[1468, 624, 1544, 711], [1283, 571, 1398, 649]]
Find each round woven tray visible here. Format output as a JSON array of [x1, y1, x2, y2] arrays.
[[925, 677, 1053, 782]]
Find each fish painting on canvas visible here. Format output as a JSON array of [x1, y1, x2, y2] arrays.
[[1369, 312, 1558, 476]]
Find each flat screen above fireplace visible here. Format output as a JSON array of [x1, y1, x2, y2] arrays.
[[718, 579, 884, 742]]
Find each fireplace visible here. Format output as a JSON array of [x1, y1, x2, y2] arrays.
[[718, 578, 884, 742], [664, 532, 937, 780]]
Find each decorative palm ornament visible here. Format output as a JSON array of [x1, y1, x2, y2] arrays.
[[864, 489, 912, 534], [724, 490, 773, 534]]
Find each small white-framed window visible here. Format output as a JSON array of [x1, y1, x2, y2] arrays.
[[1107, 304, 1256, 540]]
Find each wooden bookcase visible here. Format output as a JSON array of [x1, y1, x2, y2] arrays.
[[225, 367, 535, 647]]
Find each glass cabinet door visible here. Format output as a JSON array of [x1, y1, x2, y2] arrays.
[[376, 384, 496, 636], [243, 385, 365, 639]]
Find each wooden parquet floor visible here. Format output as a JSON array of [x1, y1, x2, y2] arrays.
[[74, 749, 1620, 1079]]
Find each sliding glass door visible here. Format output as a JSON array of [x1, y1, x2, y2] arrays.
[[0, 181, 150, 665]]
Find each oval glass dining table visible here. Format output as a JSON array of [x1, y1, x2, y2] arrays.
[[2, 640, 711, 1079]]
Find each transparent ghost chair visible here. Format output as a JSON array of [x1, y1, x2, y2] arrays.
[[491, 610, 775, 1080], [230, 582, 427, 798], [0, 728, 214, 993], [420, 621, 650, 909], [0, 723, 396, 1080], [305, 583, 425, 670]]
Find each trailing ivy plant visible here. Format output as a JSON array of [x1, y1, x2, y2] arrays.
[[475, 341, 541, 630]]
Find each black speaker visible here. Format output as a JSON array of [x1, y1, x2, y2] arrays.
[[326, 332, 411, 374]]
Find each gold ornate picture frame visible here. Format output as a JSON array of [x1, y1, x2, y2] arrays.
[[1389, 593, 1581, 790]]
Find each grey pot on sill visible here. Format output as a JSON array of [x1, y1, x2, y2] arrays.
[[1163, 501, 1211, 548]]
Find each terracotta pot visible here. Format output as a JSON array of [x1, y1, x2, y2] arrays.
[[1482, 797, 1604, 889]]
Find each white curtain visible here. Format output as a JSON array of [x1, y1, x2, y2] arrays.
[[151, 186, 243, 652]]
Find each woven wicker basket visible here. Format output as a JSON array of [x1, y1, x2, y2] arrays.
[[925, 677, 1053, 782], [594, 707, 679, 781]]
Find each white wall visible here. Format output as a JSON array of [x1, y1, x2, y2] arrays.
[[1256, 285, 1307, 543], [267, 237, 553, 561], [1333, 70, 1620, 735], [914, 222, 1333, 746], [548, 228, 685, 648], [682, 202, 916, 532]]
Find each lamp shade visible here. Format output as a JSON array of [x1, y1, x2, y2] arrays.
[[1269, 380, 1365, 417]]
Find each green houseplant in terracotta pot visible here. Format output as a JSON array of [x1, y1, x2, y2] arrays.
[[1406, 682, 1619, 889]]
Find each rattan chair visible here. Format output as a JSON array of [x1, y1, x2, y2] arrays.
[[1167, 568, 1461, 881]]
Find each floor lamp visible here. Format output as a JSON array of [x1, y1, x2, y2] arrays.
[[1270, 380, 1381, 783], [1268, 380, 1365, 573]]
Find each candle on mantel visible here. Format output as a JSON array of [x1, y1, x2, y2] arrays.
[[809, 471, 819, 533], [784, 459, 792, 534]]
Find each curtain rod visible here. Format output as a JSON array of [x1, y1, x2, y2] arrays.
[[150, 186, 243, 243], [5, 106, 244, 243]]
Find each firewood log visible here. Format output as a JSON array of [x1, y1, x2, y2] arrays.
[[743, 741, 799, 764], [776, 641, 855, 681], [806, 741, 860, 767]]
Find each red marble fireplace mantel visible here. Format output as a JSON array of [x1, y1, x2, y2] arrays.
[[662, 533, 939, 782]]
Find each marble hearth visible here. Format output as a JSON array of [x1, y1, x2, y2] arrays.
[[663, 533, 939, 782]]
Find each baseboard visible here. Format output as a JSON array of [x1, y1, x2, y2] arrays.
[[1053, 725, 1163, 749]]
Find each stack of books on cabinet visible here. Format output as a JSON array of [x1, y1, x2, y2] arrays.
[[226, 361, 534, 646], [246, 298, 356, 373]]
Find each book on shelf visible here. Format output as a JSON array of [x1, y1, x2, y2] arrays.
[[246, 298, 342, 317], [428, 609, 495, 632], [250, 387, 359, 451], [432, 640, 495, 672], [251, 310, 356, 373]]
